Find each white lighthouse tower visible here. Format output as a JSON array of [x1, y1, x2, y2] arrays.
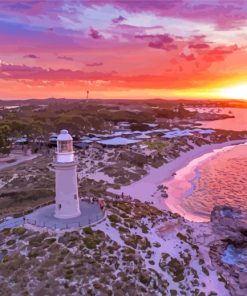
[[54, 129, 81, 219]]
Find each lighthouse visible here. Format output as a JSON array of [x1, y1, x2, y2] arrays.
[[54, 129, 81, 219]]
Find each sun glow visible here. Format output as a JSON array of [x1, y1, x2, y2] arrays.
[[218, 84, 247, 100]]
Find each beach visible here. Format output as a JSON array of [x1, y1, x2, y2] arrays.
[[112, 139, 247, 220]]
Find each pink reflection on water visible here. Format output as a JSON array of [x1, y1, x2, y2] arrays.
[[165, 144, 247, 222]]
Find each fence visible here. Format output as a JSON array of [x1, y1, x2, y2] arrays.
[[24, 211, 106, 231], [0, 199, 106, 231]]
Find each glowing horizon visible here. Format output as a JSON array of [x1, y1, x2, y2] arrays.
[[0, 0, 247, 100]]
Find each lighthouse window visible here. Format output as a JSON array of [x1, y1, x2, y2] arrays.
[[74, 194, 77, 200], [59, 204, 62, 209], [58, 141, 73, 153]]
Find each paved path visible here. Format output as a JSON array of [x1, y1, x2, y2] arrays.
[[0, 154, 40, 171]]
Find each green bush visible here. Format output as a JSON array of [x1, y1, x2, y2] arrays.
[[83, 226, 93, 235], [202, 266, 209, 276], [12, 227, 26, 236], [6, 239, 16, 246], [108, 214, 121, 223], [139, 272, 150, 285]]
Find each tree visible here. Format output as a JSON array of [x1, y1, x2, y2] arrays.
[[0, 124, 11, 155]]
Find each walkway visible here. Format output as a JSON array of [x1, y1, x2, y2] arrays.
[[0, 201, 104, 230], [0, 154, 40, 171]]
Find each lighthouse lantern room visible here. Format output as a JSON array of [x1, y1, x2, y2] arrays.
[[54, 129, 81, 219]]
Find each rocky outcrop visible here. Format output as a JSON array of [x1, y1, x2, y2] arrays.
[[209, 206, 247, 296]]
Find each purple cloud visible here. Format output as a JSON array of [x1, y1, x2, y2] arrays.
[[57, 55, 74, 61], [83, 0, 247, 30], [89, 28, 102, 39], [23, 54, 39, 59], [112, 15, 126, 24], [135, 34, 177, 51]]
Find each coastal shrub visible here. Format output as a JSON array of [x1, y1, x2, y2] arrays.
[[108, 214, 121, 223], [153, 242, 161, 248], [190, 267, 199, 279], [6, 239, 16, 246], [208, 292, 218, 296], [217, 273, 227, 287], [139, 237, 151, 250], [28, 250, 41, 258], [65, 269, 74, 280], [120, 213, 129, 219], [191, 279, 199, 286], [43, 238, 56, 248], [170, 290, 178, 296], [139, 272, 150, 285], [12, 227, 26, 236], [83, 236, 100, 249], [191, 243, 199, 251], [118, 226, 130, 233], [93, 281, 103, 290], [141, 224, 149, 234], [202, 266, 209, 276], [29, 233, 48, 247], [179, 251, 191, 266], [167, 258, 185, 282], [1, 228, 11, 236], [114, 202, 131, 214], [83, 226, 93, 235], [123, 234, 144, 249], [176, 232, 188, 243], [0, 189, 54, 202], [123, 253, 136, 263]]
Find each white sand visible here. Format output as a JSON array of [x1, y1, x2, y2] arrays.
[[111, 139, 247, 213]]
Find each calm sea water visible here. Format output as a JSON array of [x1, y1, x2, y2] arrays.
[[165, 108, 247, 221], [182, 144, 247, 219], [199, 108, 247, 131]]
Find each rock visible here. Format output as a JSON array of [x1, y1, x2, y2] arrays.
[[209, 205, 247, 296], [210, 205, 247, 243]]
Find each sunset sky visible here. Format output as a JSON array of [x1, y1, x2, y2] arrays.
[[1, 0, 247, 100]]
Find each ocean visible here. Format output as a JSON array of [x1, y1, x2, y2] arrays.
[[165, 143, 247, 222]]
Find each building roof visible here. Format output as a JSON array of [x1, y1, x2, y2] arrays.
[[97, 137, 140, 146], [163, 128, 215, 139]]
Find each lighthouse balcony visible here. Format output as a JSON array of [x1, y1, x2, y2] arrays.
[[53, 154, 78, 165]]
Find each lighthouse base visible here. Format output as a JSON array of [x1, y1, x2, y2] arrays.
[[22, 201, 104, 230], [54, 211, 81, 219]]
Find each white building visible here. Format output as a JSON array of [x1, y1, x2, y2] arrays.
[[54, 129, 81, 219]]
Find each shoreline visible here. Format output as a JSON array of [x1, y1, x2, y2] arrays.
[[112, 139, 247, 220]]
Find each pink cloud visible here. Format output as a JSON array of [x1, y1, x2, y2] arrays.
[[202, 44, 240, 62], [85, 62, 103, 67], [24, 54, 39, 59], [135, 34, 177, 51], [85, 0, 247, 30], [57, 56, 74, 61], [180, 53, 196, 61], [189, 43, 210, 49]]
